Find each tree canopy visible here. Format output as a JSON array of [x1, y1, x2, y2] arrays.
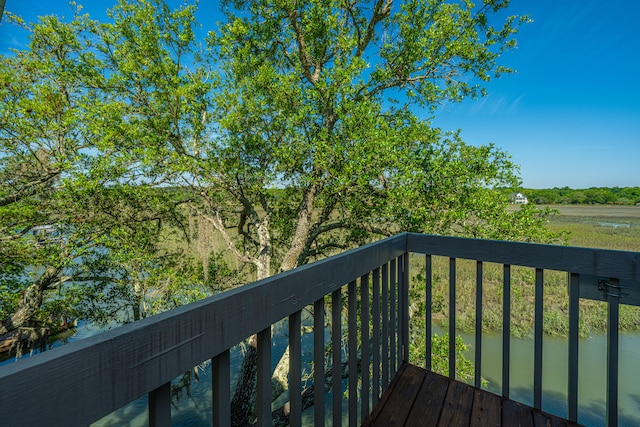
[[199, 0, 559, 277], [0, 0, 563, 391], [0, 0, 570, 422]]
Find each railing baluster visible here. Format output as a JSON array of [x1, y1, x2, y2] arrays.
[[381, 262, 389, 388], [257, 327, 272, 427], [402, 254, 410, 363], [390, 260, 397, 375], [568, 272, 579, 422], [332, 288, 342, 427], [474, 261, 483, 389], [348, 280, 358, 426], [289, 311, 302, 427], [372, 267, 381, 405], [361, 273, 370, 419], [212, 350, 231, 427], [534, 268, 544, 409], [607, 279, 620, 427], [426, 254, 433, 371], [449, 257, 456, 378], [149, 382, 171, 427], [396, 257, 403, 369], [314, 298, 325, 427], [503, 264, 511, 398]]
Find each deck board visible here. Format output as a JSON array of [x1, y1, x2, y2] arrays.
[[404, 368, 449, 427], [470, 388, 501, 427], [365, 364, 425, 426], [362, 363, 585, 427], [502, 399, 534, 426], [438, 379, 475, 427]]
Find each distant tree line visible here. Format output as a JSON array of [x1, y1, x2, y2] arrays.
[[509, 187, 640, 205]]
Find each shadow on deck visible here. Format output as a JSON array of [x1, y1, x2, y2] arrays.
[[363, 363, 585, 427]]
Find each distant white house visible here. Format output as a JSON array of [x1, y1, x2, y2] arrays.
[[511, 192, 528, 204]]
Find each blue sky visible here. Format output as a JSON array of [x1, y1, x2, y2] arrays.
[[2, 0, 639, 189], [431, 0, 640, 189]]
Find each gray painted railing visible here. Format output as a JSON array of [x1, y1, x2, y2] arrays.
[[406, 233, 640, 427], [1, 233, 639, 426]]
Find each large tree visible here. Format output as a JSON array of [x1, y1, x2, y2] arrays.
[[193, 0, 560, 423], [1, 0, 563, 423], [197, 0, 557, 281]]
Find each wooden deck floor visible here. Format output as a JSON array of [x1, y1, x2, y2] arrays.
[[362, 363, 585, 427]]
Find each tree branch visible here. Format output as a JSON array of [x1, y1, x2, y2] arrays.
[[355, 0, 392, 57], [287, 7, 317, 85], [0, 170, 61, 207], [197, 207, 256, 266]]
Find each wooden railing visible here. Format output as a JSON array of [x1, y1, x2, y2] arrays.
[[1, 233, 638, 426], [408, 234, 640, 427]]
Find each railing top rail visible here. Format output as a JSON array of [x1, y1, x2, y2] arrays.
[[0, 234, 406, 427], [407, 233, 640, 281]]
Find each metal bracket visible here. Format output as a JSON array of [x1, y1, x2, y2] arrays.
[[597, 279, 628, 299], [578, 275, 640, 306]]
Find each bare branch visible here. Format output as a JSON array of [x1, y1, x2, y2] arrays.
[[196, 207, 256, 266], [355, 0, 392, 57], [287, 7, 317, 85]]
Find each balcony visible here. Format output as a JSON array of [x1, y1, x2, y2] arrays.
[[1, 233, 638, 426]]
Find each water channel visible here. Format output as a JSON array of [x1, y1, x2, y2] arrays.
[[457, 329, 640, 426]]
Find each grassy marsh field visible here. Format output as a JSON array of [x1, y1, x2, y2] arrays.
[[545, 205, 640, 252]]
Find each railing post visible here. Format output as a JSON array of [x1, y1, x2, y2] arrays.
[[348, 280, 358, 426], [502, 264, 511, 398], [607, 278, 620, 427], [361, 273, 370, 418], [396, 256, 403, 368], [402, 254, 410, 363], [331, 289, 342, 427], [474, 261, 483, 389], [149, 382, 171, 427], [212, 350, 231, 427], [390, 260, 397, 374], [289, 311, 302, 427], [313, 298, 325, 427], [534, 268, 544, 409], [257, 327, 272, 427], [449, 257, 457, 378], [382, 262, 390, 387], [372, 267, 381, 405], [426, 254, 433, 372], [568, 272, 580, 422]]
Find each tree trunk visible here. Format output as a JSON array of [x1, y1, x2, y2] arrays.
[[270, 357, 362, 427], [0, 266, 61, 357], [254, 219, 271, 280], [229, 330, 290, 425], [0, 266, 60, 337], [279, 183, 319, 272]]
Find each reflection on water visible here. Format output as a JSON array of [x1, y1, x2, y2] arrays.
[[598, 222, 631, 228], [453, 329, 640, 427]]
